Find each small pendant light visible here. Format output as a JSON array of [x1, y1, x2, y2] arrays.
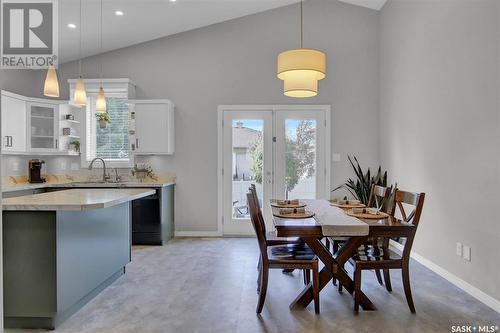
[[95, 0, 106, 113], [74, 0, 87, 107], [277, 0, 326, 98], [43, 65, 60, 97]]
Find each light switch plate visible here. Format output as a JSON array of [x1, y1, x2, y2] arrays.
[[11, 161, 19, 171], [456, 242, 463, 257], [463, 246, 471, 261], [332, 153, 341, 162]]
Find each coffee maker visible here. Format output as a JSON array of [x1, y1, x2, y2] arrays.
[[28, 159, 46, 183]]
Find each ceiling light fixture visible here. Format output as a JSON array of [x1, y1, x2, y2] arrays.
[[114, 10, 124, 16], [277, 0, 326, 98], [169, 0, 177, 3], [43, 65, 60, 97], [95, 0, 106, 113], [67, 23, 77, 29], [74, 0, 87, 107]]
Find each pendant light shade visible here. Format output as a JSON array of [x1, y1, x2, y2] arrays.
[[43, 66, 60, 98], [277, 1, 327, 98], [277, 49, 326, 98], [74, 78, 87, 107], [96, 87, 106, 113]]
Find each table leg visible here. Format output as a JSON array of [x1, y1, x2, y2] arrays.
[[289, 237, 376, 311]]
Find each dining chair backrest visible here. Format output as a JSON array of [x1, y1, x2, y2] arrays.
[[247, 192, 269, 261], [249, 185, 266, 233], [390, 189, 425, 259], [367, 184, 391, 213]]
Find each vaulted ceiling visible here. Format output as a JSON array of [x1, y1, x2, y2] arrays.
[[58, 0, 386, 63]]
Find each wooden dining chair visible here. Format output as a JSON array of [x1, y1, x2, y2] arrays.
[[248, 185, 308, 281], [352, 189, 425, 313], [247, 192, 320, 314], [331, 184, 392, 288]]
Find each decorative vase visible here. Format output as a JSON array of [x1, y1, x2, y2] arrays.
[[99, 120, 108, 129]]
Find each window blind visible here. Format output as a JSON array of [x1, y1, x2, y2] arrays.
[[85, 95, 131, 166]]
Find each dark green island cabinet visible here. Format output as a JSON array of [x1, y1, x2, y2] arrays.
[[2, 188, 156, 329]]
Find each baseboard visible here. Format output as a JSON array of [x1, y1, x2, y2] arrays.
[[174, 231, 222, 237], [389, 240, 500, 313]]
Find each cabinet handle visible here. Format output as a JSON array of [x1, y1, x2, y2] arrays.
[[9, 136, 13, 147], [4, 136, 8, 147], [55, 139, 58, 149], [136, 138, 139, 149]]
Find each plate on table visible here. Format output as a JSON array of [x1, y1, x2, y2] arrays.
[[330, 201, 366, 209], [273, 208, 315, 219], [271, 200, 307, 208], [346, 208, 389, 219]]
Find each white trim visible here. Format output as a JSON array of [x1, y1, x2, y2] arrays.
[[175, 231, 222, 237], [389, 240, 500, 313]]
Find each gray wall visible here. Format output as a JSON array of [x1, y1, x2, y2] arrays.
[[33, 0, 381, 233], [380, 0, 499, 301]]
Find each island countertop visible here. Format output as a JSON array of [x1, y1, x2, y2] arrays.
[[2, 188, 156, 211]]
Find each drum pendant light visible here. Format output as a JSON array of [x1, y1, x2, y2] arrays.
[[43, 65, 60, 97], [74, 0, 87, 107], [95, 0, 106, 113], [277, 1, 326, 98]]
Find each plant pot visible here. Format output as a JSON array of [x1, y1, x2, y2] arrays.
[[99, 120, 108, 129]]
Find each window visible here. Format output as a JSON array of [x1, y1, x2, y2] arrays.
[[84, 94, 132, 168]]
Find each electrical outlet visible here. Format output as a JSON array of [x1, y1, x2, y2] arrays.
[[60, 161, 67, 170], [456, 242, 463, 257], [70, 163, 79, 171], [11, 162, 19, 172], [463, 246, 471, 261]]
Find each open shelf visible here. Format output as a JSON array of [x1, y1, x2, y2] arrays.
[[31, 135, 54, 138], [31, 115, 54, 120], [63, 135, 80, 139], [62, 119, 80, 124]]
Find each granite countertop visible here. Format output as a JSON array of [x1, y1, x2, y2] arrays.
[[2, 188, 156, 211], [2, 180, 175, 193]]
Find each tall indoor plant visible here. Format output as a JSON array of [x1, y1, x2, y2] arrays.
[[332, 155, 393, 205]]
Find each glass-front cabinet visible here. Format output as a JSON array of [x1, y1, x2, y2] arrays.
[[28, 102, 59, 151]]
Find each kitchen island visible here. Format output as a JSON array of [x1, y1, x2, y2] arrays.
[[2, 188, 155, 329]]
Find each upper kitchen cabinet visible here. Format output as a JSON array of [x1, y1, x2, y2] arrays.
[[28, 100, 59, 151], [1, 91, 27, 153], [130, 100, 175, 155]]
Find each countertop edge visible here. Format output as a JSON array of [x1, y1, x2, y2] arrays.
[[2, 189, 157, 211]]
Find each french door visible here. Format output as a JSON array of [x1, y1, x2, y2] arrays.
[[218, 105, 330, 236]]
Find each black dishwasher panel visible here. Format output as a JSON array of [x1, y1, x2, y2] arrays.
[[132, 193, 162, 245]]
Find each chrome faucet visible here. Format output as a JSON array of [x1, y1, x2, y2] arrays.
[[88, 157, 110, 182]]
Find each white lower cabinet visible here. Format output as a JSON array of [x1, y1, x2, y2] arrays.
[[130, 100, 175, 155]]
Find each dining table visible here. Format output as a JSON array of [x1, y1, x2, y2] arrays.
[[271, 199, 416, 311]]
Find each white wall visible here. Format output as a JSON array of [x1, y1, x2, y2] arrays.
[[31, 0, 381, 233], [380, 0, 499, 302]]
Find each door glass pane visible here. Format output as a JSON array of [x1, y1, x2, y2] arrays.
[[232, 119, 263, 219], [285, 119, 317, 199]]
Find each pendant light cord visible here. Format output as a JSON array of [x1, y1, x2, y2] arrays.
[[300, 0, 303, 48], [99, 0, 103, 82], [78, 0, 82, 78]]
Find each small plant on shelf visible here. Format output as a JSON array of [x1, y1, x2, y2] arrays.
[[68, 140, 80, 153], [96, 113, 111, 129]]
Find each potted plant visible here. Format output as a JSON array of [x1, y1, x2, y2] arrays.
[[331, 155, 395, 205], [96, 113, 110, 129], [131, 164, 157, 182], [68, 140, 80, 153]]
